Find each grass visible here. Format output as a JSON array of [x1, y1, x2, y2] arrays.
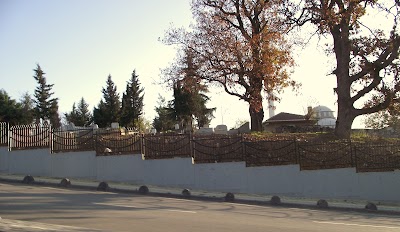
[[244, 130, 400, 143]]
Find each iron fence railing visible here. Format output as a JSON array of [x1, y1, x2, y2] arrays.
[[298, 141, 353, 170], [0, 122, 8, 147], [2, 121, 400, 172], [52, 128, 95, 153], [142, 134, 191, 159], [95, 129, 141, 156], [9, 123, 51, 150], [244, 140, 297, 167], [192, 135, 243, 163], [354, 142, 400, 172]]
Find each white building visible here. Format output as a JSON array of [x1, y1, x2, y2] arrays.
[[312, 105, 336, 128]]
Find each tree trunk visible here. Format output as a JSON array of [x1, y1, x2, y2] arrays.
[[249, 106, 264, 131], [331, 23, 353, 139], [334, 104, 355, 139]]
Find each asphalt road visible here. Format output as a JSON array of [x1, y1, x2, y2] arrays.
[[1, 182, 400, 232]]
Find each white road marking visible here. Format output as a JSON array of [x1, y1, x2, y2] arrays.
[[313, 221, 400, 230], [39, 186, 118, 194], [93, 203, 137, 208], [93, 203, 197, 213], [166, 209, 197, 214]]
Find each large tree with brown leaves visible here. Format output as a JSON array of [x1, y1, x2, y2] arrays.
[[285, 0, 400, 138], [164, 0, 297, 131]]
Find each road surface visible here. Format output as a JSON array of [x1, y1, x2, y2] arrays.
[[1, 182, 399, 232]]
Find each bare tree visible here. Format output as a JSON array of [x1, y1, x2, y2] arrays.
[[164, 0, 297, 131], [285, 0, 400, 138]]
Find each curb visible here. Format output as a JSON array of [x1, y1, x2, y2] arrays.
[[1, 177, 400, 216]]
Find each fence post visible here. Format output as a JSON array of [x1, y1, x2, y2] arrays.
[[349, 141, 354, 168], [297, 140, 303, 171], [354, 143, 359, 173], [49, 125, 53, 154], [188, 132, 193, 160], [93, 128, 97, 154], [191, 135, 195, 164], [241, 134, 246, 163], [8, 124, 11, 152], [141, 134, 145, 160], [6, 122, 9, 151]]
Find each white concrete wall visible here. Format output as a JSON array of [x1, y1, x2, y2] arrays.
[[0, 147, 8, 172], [8, 149, 51, 176], [0, 148, 399, 202], [357, 171, 400, 201], [142, 157, 195, 188], [96, 154, 146, 183], [194, 162, 247, 192], [298, 168, 359, 199], [246, 165, 303, 196], [51, 151, 96, 179]]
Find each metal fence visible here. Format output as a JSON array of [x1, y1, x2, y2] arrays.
[[52, 128, 95, 153], [244, 140, 297, 167], [354, 142, 400, 172], [142, 134, 191, 159], [0, 122, 8, 147], [9, 123, 51, 150], [95, 129, 141, 156], [2, 121, 400, 172], [192, 135, 243, 163], [297, 141, 353, 170]]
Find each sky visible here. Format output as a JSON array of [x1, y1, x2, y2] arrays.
[[0, 0, 366, 129]]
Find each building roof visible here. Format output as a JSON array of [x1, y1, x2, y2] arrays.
[[265, 112, 307, 123], [313, 105, 333, 113]]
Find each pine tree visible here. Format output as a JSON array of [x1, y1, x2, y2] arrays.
[[120, 70, 144, 128], [167, 49, 215, 130], [65, 103, 79, 125], [171, 80, 215, 130], [152, 95, 175, 132], [19, 92, 35, 124], [65, 98, 93, 127], [93, 75, 120, 127], [0, 90, 35, 125], [32, 64, 60, 126]]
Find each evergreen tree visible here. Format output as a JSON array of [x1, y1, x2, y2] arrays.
[[0, 90, 35, 125], [93, 100, 108, 128], [0, 89, 21, 124], [93, 75, 120, 127], [32, 64, 60, 126], [49, 100, 61, 128], [171, 80, 215, 130], [19, 92, 35, 124], [65, 97, 92, 127], [167, 49, 215, 130], [65, 103, 79, 125], [152, 95, 175, 132], [164, 1, 295, 131], [120, 70, 144, 128]]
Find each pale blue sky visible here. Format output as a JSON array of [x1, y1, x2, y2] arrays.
[[1, 0, 363, 128]]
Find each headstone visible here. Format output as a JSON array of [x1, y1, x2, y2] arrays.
[[195, 127, 214, 135], [111, 122, 119, 129], [214, 125, 228, 135]]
